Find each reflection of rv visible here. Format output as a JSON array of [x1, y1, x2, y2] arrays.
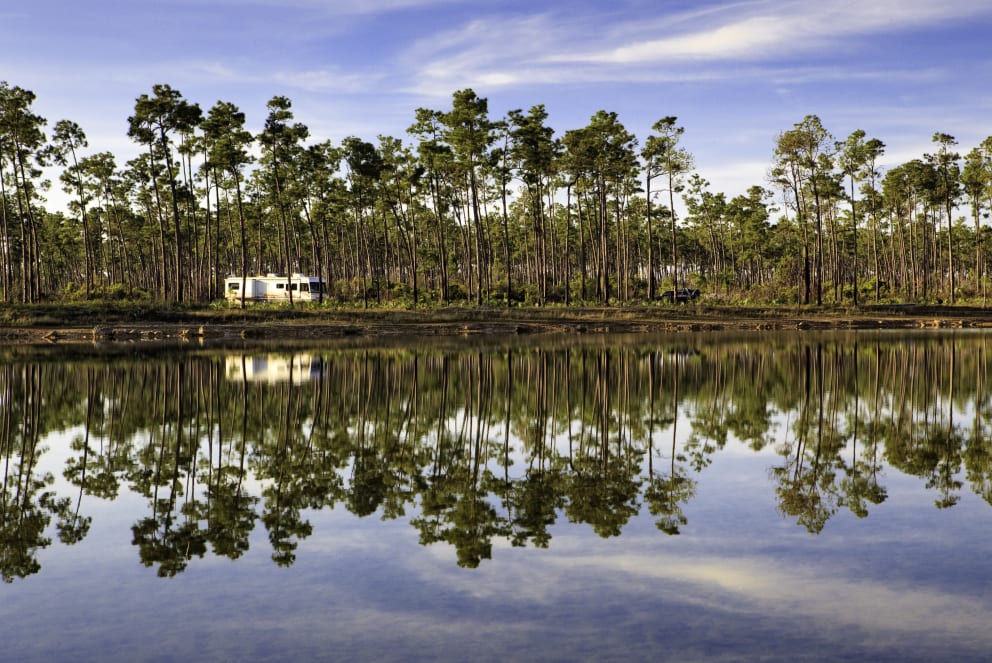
[[225, 354, 321, 384], [224, 274, 327, 302]]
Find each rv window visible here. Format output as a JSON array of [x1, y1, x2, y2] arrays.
[[291, 283, 298, 291], [312, 281, 327, 294], [228, 282, 239, 291], [276, 283, 284, 289], [300, 283, 310, 292]]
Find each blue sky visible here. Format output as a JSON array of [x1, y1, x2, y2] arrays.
[[3, 0, 991, 204]]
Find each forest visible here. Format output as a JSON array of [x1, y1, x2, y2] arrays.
[[1, 81, 991, 307]]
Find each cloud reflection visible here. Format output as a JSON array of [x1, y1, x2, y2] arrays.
[[547, 551, 992, 639]]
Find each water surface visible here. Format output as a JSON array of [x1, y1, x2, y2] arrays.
[[2, 331, 991, 662]]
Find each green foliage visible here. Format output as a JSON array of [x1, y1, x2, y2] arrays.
[[0, 82, 989, 307]]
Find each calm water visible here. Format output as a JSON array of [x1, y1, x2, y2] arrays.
[[2, 331, 992, 662]]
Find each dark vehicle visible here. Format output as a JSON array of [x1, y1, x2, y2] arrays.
[[660, 288, 700, 303]]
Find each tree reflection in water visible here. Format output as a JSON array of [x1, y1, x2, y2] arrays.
[[1, 332, 991, 578]]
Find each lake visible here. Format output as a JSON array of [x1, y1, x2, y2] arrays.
[[1, 330, 991, 662]]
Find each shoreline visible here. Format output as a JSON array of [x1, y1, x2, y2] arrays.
[[2, 304, 992, 346]]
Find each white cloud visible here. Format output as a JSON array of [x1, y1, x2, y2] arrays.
[[272, 68, 381, 94], [584, 15, 805, 63], [553, 0, 992, 64], [702, 159, 774, 197]]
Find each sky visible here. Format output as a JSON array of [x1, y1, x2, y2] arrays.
[[2, 0, 991, 208]]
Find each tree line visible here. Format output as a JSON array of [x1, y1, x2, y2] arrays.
[[2, 334, 991, 578], [1, 81, 991, 306]]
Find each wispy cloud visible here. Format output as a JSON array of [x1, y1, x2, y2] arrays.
[[398, 0, 992, 98], [553, 0, 992, 64], [398, 13, 732, 97], [25, 56, 384, 97], [272, 68, 382, 94], [575, 15, 808, 63]]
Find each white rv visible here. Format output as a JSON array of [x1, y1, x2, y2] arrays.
[[224, 273, 328, 302], [225, 353, 320, 384]]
